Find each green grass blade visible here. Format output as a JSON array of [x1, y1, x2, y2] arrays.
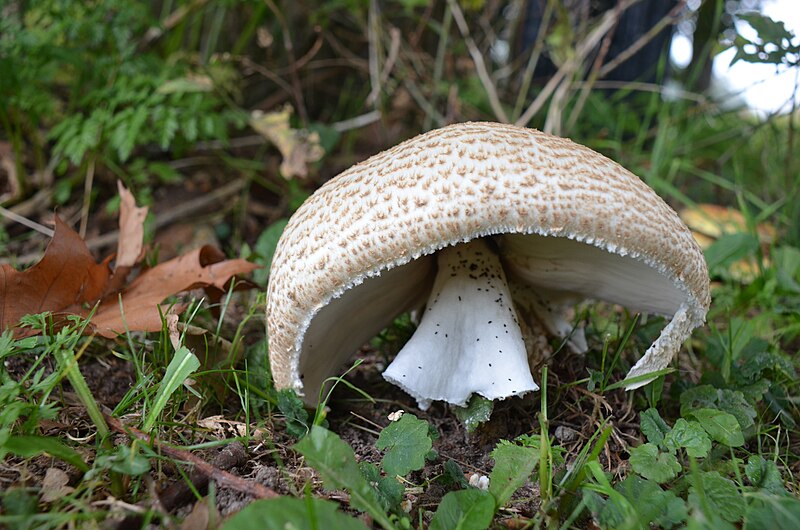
[[142, 346, 200, 433], [3, 434, 89, 472]]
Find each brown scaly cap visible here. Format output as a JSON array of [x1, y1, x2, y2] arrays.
[[267, 122, 710, 398]]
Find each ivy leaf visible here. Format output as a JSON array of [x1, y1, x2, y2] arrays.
[[680, 385, 719, 413], [734, 339, 774, 383], [488, 441, 538, 509], [680, 385, 756, 433], [360, 462, 406, 515], [640, 408, 671, 446], [663, 419, 712, 458], [716, 389, 757, 432], [429, 489, 495, 530], [440, 459, 470, 489], [600, 476, 688, 529], [95, 445, 151, 476], [293, 426, 392, 528], [688, 471, 745, 523], [688, 408, 744, 447], [220, 496, 369, 530], [744, 496, 800, 530], [628, 443, 681, 484], [375, 413, 433, 477], [452, 395, 494, 432], [744, 456, 786, 495], [276, 388, 309, 439]]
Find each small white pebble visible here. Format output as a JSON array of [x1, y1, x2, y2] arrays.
[[469, 473, 490, 490], [388, 410, 405, 422], [554, 425, 579, 442]]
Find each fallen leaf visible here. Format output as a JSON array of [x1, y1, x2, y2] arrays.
[[0, 141, 20, 204], [89, 245, 259, 337], [249, 105, 324, 179], [197, 415, 267, 440], [1, 216, 112, 332], [157, 74, 214, 95], [2, 187, 258, 338], [115, 181, 148, 269], [180, 498, 219, 530], [680, 204, 776, 245], [679, 204, 775, 283], [166, 312, 181, 350], [40, 468, 74, 503]]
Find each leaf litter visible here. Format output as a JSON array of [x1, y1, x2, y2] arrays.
[[0, 182, 258, 338]]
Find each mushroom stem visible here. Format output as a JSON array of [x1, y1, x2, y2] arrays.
[[382, 239, 539, 410]]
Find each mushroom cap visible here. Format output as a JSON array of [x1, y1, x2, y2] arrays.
[[266, 122, 710, 402]]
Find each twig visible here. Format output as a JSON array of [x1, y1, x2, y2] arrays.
[[140, 0, 210, 48], [114, 441, 250, 528], [86, 179, 247, 252], [380, 28, 401, 89], [563, 0, 623, 134], [238, 57, 295, 98], [1, 179, 247, 265], [403, 79, 446, 127], [0, 206, 54, 237], [515, 0, 642, 128], [447, 0, 509, 123], [104, 413, 278, 500], [332, 110, 382, 133], [577, 80, 706, 103], [512, 0, 556, 122], [263, 0, 309, 125], [367, 0, 382, 107], [425, 3, 452, 131], [286, 31, 324, 74], [79, 156, 95, 239], [0, 187, 53, 226], [367, 25, 401, 107]]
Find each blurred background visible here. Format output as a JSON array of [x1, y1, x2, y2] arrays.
[[1, 0, 798, 261]]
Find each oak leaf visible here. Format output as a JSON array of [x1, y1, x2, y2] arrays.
[[1, 184, 258, 337], [1, 216, 112, 330]]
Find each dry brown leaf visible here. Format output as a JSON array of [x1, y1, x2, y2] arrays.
[[40, 468, 74, 503], [2, 187, 258, 337], [249, 105, 324, 179], [89, 245, 259, 337], [180, 498, 217, 530], [679, 203, 775, 284], [680, 203, 776, 245], [1, 216, 112, 332], [0, 141, 19, 204], [166, 312, 181, 350], [115, 181, 148, 269]]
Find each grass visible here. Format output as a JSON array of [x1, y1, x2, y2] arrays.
[[1, 0, 799, 528]]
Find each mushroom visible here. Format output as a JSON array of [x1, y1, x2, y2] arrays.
[[266, 122, 710, 409]]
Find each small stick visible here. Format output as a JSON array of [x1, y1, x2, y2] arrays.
[[1, 179, 247, 265], [0, 206, 54, 237], [104, 413, 279, 500], [79, 157, 96, 239], [447, 0, 509, 123], [516, 0, 642, 128]]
